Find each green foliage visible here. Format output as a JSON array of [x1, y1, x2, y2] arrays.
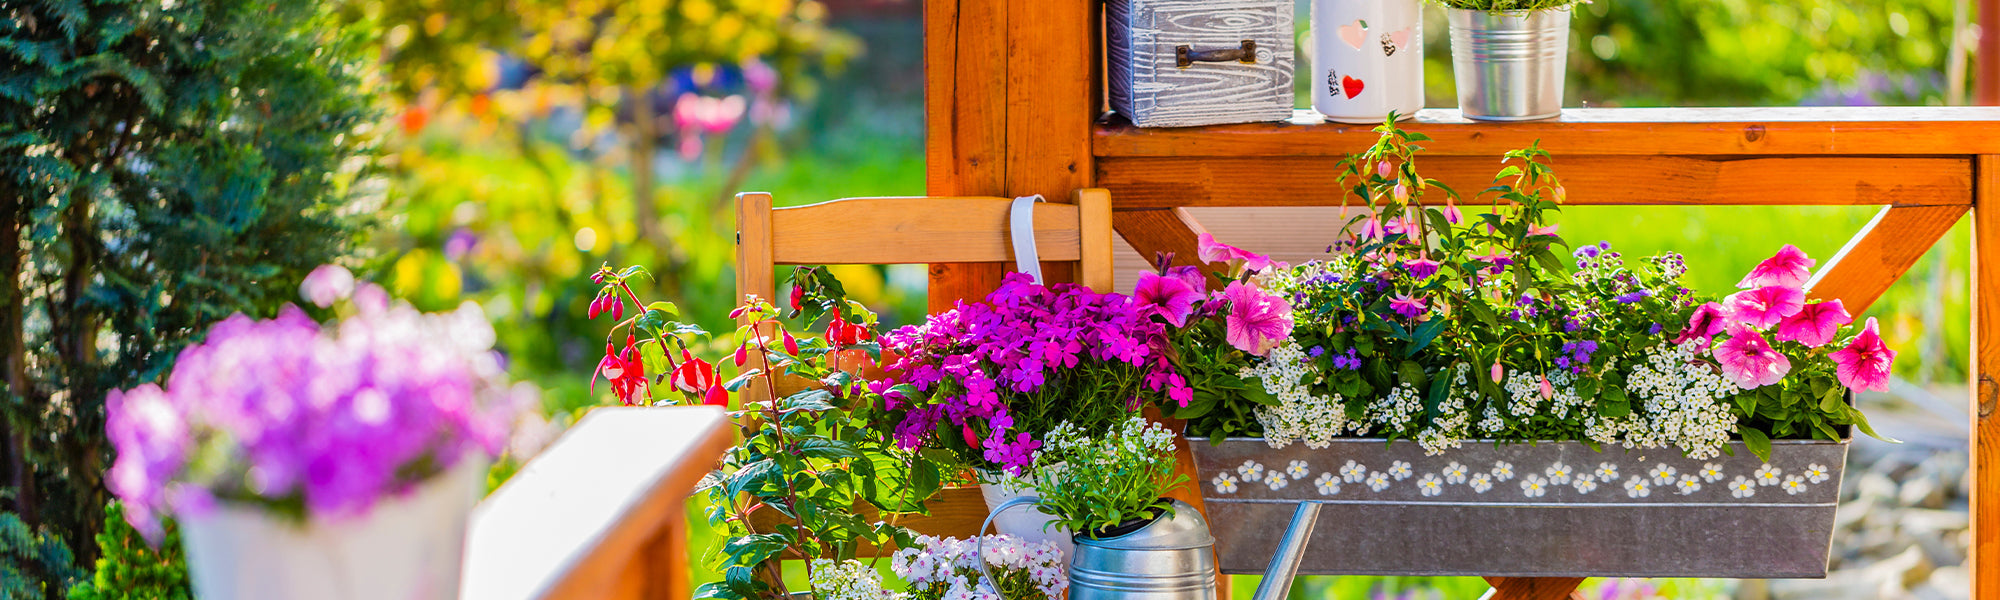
[[0, 511, 80, 600], [1428, 0, 1587, 11], [0, 0, 376, 557], [1021, 417, 1188, 537], [67, 502, 191, 600]]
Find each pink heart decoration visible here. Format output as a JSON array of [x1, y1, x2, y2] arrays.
[[1388, 27, 1412, 50], [1338, 21, 1367, 50]]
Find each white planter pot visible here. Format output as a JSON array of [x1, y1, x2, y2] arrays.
[[179, 457, 487, 600], [1311, 0, 1425, 124], [977, 478, 1074, 560]]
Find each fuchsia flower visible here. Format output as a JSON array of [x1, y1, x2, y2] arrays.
[[1674, 302, 1730, 344], [1723, 285, 1806, 329], [1442, 200, 1464, 225], [1358, 217, 1386, 242], [1134, 271, 1202, 327], [1224, 281, 1293, 356], [1198, 232, 1275, 273], [1490, 363, 1504, 383], [1715, 326, 1791, 389], [1527, 223, 1560, 237], [1471, 250, 1514, 275], [1393, 182, 1409, 202], [1403, 257, 1441, 280], [1376, 160, 1393, 178], [1775, 300, 1852, 347], [1382, 216, 1415, 236], [671, 350, 728, 407], [1830, 317, 1895, 392], [1738, 244, 1816, 289], [1388, 294, 1428, 320]]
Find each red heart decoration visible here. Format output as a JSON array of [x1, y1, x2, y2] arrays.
[[1341, 75, 1365, 99]]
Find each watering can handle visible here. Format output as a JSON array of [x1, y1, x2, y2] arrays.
[[974, 495, 1043, 595]]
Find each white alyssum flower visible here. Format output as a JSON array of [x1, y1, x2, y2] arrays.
[[1545, 462, 1573, 485], [1782, 475, 1808, 495], [1287, 460, 1311, 480], [1418, 473, 1444, 497], [1755, 464, 1782, 486], [1699, 462, 1725, 483], [1675, 474, 1702, 495], [1340, 460, 1368, 483], [1520, 474, 1550, 498], [1571, 474, 1598, 494], [1624, 476, 1652, 498], [1649, 463, 1677, 485], [1443, 461, 1469, 484], [1244, 341, 1358, 448], [1389, 460, 1414, 480], [1238, 460, 1266, 481], [1602, 342, 1741, 460], [811, 559, 900, 600], [1314, 472, 1341, 496], [1211, 473, 1239, 494], [1596, 462, 1620, 481], [1469, 472, 1494, 493], [1729, 476, 1756, 499], [1416, 364, 1477, 454], [1491, 461, 1516, 481], [1804, 463, 1830, 484], [1366, 471, 1392, 492], [1264, 470, 1290, 491]]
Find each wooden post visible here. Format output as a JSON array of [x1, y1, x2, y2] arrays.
[[1980, 0, 2000, 105], [925, 0, 1011, 311], [1974, 155, 2000, 599]]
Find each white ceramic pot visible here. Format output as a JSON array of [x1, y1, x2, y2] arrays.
[[1311, 0, 1425, 124], [977, 477, 1074, 559], [178, 457, 487, 600]]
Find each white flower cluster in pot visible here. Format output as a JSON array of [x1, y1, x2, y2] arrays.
[[1244, 340, 1358, 448], [1367, 382, 1425, 435], [891, 533, 1068, 600], [1587, 341, 1742, 460], [810, 558, 899, 600]]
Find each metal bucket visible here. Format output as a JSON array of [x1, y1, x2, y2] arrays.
[[1068, 499, 1218, 600], [1446, 7, 1571, 121]]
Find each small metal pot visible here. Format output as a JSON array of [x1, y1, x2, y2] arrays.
[[1067, 499, 1218, 600], [1446, 7, 1571, 121]]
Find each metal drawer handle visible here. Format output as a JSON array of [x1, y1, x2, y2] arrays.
[[1176, 40, 1257, 68]]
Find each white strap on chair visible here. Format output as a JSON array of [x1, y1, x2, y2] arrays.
[[1008, 195, 1046, 284]]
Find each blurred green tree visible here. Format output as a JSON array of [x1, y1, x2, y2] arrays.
[[0, 0, 376, 558]]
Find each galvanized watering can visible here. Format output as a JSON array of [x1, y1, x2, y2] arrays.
[[979, 497, 1324, 600]]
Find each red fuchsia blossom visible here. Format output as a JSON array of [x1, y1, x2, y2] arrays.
[[1675, 302, 1730, 344], [782, 329, 800, 355], [1723, 285, 1806, 329], [1775, 300, 1852, 348], [671, 350, 728, 406], [790, 284, 805, 310], [1830, 317, 1896, 392], [1133, 271, 1202, 327], [600, 340, 648, 405], [826, 315, 871, 347], [1223, 281, 1292, 356], [1738, 244, 1816, 289], [1715, 326, 1791, 389], [1197, 232, 1275, 273]]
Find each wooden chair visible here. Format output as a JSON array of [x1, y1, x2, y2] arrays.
[[732, 188, 1227, 596]]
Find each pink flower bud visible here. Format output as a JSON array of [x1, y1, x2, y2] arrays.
[[783, 329, 800, 355], [611, 296, 624, 321], [1393, 182, 1408, 203], [1540, 376, 1554, 399], [1491, 363, 1504, 383], [1376, 160, 1392, 178]]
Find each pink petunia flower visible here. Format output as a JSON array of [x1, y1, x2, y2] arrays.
[[1388, 294, 1427, 320], [1715, 326, 1792, 389], [1223, 281, 1293, 356], [1830, 317, 1896, 392], [1738, 244, 1816, 289], [1197, 232, 1275, 273], [1133, 271, 1202, 327], [1674, 302, 1730, 345], [1722, 285, 1806, 329], [1165, 265, 1207, 291], [1775, 300, 1852, 348]]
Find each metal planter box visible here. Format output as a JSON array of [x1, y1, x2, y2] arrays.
[[1189, 437, 1847, 578]]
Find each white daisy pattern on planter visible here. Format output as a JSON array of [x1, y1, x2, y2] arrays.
[[1468, 472, 1493, 493], [1443, 461, 1469, 484], [1782, 475, 1808, 495], [1675, 474, 1702, 495], [1545, 462, 1573, 485], [1287, 460, 1312, 480], [1418, 473, 1444, 497], [1491, 461, 1516, 481], [1314, 472, 1340, 496], [1804, 463, 1830, 484], [1624, 476, 1652, 498], [1264, 470, 1289, 491], [1366, 471, 1392, 492], [1699, 462, 1726, 483], [1571, 474, 1597, 494], [1729, 476, 1756, 498], [1340, 460, 1368, 483], [1520, 474, 1550, 498], [1239, 460, 1265, 481], [1596, 462, 1620, 481], [1212, 473, 1239, 494], [1388, 460, 1414, 481], [1649, 464, 1677, 485], [1755, 463, 1782, 486]]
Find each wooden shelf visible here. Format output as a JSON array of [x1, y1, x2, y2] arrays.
[[1096, 107, 2000, 158]]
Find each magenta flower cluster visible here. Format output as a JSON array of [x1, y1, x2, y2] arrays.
[[1686, 245, 1895, 392], [105, 269, 521, 541], [881, 273, 1184, 474]]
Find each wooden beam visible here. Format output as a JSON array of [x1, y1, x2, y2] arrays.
[[1096, 108, 2000, 158], [1481, 576, 1586, 600], [1980, 0, 2000, 105], [1973, 154, 2000, 600], [1097, 156, 1974, 209], [1806, 205, 1969, 313], [924, 0, 1010, 312], [1112, 208, 1227, 289]]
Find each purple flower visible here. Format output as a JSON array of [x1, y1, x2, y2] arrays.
[[1389, 294, 1427, 320], [1403, 258, 1441, 280], [1614, 290, 1651, 304], [1308, 346, 1326, 358]]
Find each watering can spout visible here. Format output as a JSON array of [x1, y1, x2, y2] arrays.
[[1250, 502, 1321, 600]]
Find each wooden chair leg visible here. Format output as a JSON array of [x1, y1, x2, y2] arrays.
[[1480, 576, 1586, 600]]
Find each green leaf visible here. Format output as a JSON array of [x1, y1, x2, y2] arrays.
[[1740, 427, 1773, 463], [647, 301, 680, 319], [781, 389, 836, 414], [1530, 247, 1568, 274], [1397, 360, 1426, 388], [637, 340, 670, 376], [726, 459, 783, 497], [1406, 318, 1446, 357], [799, 438, 863, 461]]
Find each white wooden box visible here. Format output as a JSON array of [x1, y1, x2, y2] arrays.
[[1107, 0, 1295, 128]]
